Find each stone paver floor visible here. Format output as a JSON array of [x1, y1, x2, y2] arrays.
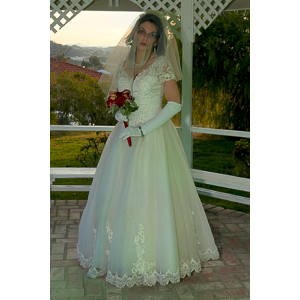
[[50, 200, 250, 299]]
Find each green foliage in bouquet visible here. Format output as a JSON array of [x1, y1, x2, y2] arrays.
[[119, 98, 138, 119]]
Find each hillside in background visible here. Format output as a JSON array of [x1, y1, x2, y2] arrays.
[[50, 41, 115, 64]]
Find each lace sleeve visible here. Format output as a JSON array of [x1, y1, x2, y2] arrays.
[[157, 56, 177, 84]]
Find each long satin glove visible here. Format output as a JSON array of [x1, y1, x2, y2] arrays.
[[115, 110, 128, 122], [119, 101, 182, 140]]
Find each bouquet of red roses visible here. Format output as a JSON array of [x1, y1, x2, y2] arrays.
[[106, 89, 138, 147]]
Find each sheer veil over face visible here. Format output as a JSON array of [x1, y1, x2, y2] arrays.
[[123, 20, 158, 78], [99, 10, 182, 95]]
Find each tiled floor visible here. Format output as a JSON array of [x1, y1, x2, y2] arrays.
[[50, 200, 250, 299]]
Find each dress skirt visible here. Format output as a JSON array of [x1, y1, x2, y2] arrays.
[[77, 120, 219, 288]]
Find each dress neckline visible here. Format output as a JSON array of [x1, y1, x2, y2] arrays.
[[122, 55, 162, 80]]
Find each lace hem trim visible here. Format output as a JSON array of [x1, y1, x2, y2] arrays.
[[105, 268, 181, 288], [86, 258, 201, 288], [77, 250, 219, 288], [200, 248, 219, 261], [77, 222, 219, 288], [77, 245, 93, 268]]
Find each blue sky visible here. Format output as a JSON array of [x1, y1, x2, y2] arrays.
[[50, 11, 141, 47]]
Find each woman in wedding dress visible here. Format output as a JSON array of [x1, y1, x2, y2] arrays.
[[77, 10, 219, 288]]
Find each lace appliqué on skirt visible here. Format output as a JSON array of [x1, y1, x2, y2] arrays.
[[78, 255, 218, 288], [78, 223, 219, 288]]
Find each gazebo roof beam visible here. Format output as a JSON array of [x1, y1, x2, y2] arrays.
[[83, 0, 143, 12], [225, 0, 250, 11]]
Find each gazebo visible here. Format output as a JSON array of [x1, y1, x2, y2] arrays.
[[50, 0, 250, 205]]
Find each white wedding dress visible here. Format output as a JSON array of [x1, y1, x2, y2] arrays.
[[77, 56, 219, 288]]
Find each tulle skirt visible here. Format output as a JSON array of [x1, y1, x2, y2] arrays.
[[77, 120, 219, 288]]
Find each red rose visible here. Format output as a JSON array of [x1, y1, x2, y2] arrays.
[[108, 91, 117, 100], [107, 98, 116, 108], [123, 90, 131, 99], [115, 92, 126, 107]]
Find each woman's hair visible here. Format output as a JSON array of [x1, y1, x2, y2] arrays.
[[125, 13, 167, 55]]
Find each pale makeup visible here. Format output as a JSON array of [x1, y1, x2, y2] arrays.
[[136, 21, 158, 62]]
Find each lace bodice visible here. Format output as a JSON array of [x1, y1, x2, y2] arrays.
[[116, 56, 176, 127]]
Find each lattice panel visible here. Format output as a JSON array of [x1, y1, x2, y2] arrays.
[[130, 0, 233, 39], [193, 0, 232, 35], [50, 0, 93, 33], [129, 0, 182, 39], [165, 11, 182, 39]]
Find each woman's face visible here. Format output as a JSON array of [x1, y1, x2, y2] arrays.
[[136, 21, 158, 53]]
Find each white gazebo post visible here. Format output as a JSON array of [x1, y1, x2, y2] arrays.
[[180, 0, 195, 167]]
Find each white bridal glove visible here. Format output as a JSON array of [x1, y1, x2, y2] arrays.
[[119, 101, 182, 140], [115, 110, 128, 122]]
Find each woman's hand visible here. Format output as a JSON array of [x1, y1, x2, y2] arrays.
[[119, 126, 141, 140]]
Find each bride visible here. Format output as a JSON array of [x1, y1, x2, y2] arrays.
[[77, 10, 219, 288]]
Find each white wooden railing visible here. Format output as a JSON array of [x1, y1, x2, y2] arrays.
[[50, 125, 250, 205]]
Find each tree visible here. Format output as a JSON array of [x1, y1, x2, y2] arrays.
[[80, 56, 104, 70], [50, 99, 59, 125], [50, 71, 116, 126], [81, 59, 94, 69], [55, 53, 70, 62], [89, 55, 104, 69], [179, 10, 250, 131]]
